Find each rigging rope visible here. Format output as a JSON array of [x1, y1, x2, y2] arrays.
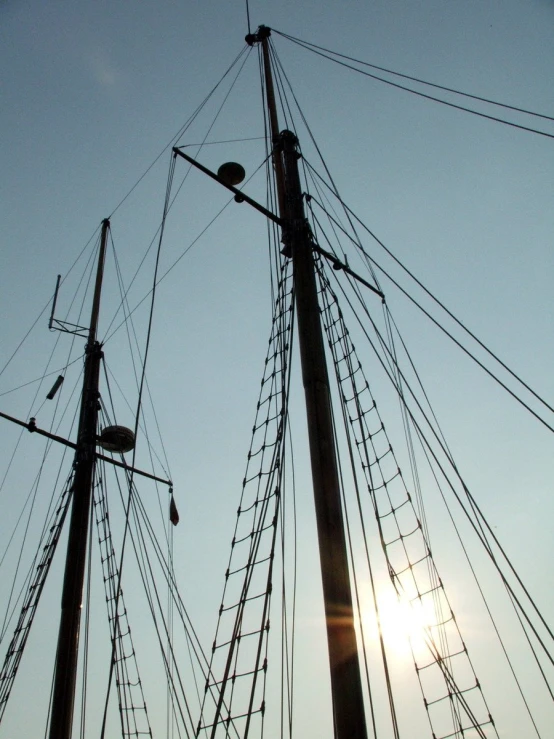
[[325, 261, 554, 671], [102, 152, 271, 346], [0, 223, 101, 383], [94, 461, 154, 739], [197, 263, 294, 738], [317, 259, 499, 739], [0, 43, 252, 390], [275, 31, 554, 141], [245, 0, 251, 35], [274, 30, 554, 123], [303, 183, 554, 434], [306, 168, 554, 418], [0, 473, 74, 721], [102, 47, 255, 346], [98, 163, 174, 735], [108, 45, 251, 220]]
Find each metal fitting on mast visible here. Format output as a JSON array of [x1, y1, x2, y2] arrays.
[[245, 24, 271, 46]]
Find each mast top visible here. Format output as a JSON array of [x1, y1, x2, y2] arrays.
[[245, 24, 271, 46]]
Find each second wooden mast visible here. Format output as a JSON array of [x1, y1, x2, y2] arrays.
[[48, 219, 109, 739]]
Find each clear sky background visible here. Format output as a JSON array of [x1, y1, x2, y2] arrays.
[[0, 1, 553, 737]]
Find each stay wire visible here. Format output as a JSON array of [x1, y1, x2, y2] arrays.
[[268, 42, 294, 133], [505, 580, 554, 704], [284, 420, 298, 739], [100, 151, 176, 739], [103, 154, 270, 345], [0, 46, 250, 393], [128, 481, 223, 733], [102, 46, 254, 344], [326, 264, 554, 667], [381, 304, 466, 734], [275, 32, 554, 141], [102, 362, 171, 484], [127, 487, 195, 737], [97, 464, 190, 738], [268, 44, 384, 295], [304, 186, 554, 434], [0, 361, 83, 640], [258, 46, 276, 306], [275, 30, 554, 123], [320, 264, 488, 738], [109, 231, 172, 481], [326, 326, 393, 739], [245, 0, 251, 35], [0, 356, 82, 399], [278, 299, 296, 738], [0, 223, 101, 382], [114, 465, 208, 728], [312, 174, 554, 419], [108, 45, 250, 219], [79, 497, 94, 739], [409, 413, 546, 734]]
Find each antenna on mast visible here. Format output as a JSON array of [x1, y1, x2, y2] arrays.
[[48, 274, 61, 330]]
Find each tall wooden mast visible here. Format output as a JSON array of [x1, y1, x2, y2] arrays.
[[251, 26, 369, 739], [48, 218, 109, 739]]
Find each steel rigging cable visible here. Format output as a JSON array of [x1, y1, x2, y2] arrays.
[[274, 30, 554, 140], [275, 30, 554, 123]]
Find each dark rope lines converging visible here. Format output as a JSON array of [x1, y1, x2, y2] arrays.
[[274, 29, 554, 140]]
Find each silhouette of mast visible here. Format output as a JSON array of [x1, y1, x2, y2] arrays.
[[254, 26, 369, 739], [48, 218, 109, 739]]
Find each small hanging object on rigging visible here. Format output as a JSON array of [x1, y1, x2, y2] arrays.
[[169, 491, 180, 526], [46, 375, 64, 400], [97, 425, 135, 454]]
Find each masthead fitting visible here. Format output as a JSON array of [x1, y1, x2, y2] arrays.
[[218, 162, 246, 187]]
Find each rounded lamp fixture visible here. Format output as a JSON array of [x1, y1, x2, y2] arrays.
[[98, 425, 136, 454], [217, 162, 245, 187]]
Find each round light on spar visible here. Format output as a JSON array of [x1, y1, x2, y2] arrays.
[[98, 426, 136, 454], [217, 162, 246, 186]]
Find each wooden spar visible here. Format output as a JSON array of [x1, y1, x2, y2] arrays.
[[255, 28, 369, 739], [257, 26, 287, 223], [48, 218, 109, 739]]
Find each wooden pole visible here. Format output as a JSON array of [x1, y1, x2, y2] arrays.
[[48, 218, 109, 739], [256, 28, 368, 739]]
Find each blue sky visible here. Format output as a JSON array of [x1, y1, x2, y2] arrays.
[[0, 1, 553, 737]]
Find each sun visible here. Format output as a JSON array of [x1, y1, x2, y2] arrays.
[[360, 584, 436, 660]]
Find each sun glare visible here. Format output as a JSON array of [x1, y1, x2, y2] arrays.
[[361, 586, 436, 660]]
